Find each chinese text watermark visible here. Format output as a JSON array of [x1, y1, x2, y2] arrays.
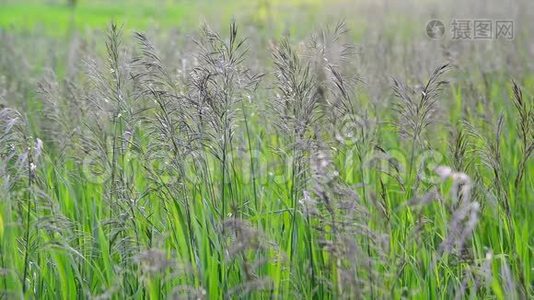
[[426, 19, 514, 40]]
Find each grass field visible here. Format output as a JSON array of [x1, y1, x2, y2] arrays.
[[0, 0, 532, 299], [0, 0, 333, 35]]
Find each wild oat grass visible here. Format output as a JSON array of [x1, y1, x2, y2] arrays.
[[0, 3, 532, 299]]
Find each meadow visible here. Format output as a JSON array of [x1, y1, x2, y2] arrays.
[[0, 0, 532, 299]]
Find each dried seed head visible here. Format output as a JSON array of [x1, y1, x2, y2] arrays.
[[136, 249, 173, 274]]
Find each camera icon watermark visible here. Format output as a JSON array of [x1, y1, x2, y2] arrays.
[[426, 20, 445, 39]]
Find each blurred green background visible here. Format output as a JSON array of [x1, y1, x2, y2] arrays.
[[0, 0, 356, 35]]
